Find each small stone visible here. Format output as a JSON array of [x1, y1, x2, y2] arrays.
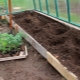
[[55, 55, 59, 58], [54, 54, 59, 58], [62, 60, 65, 62], [34, 54, 37, 57]]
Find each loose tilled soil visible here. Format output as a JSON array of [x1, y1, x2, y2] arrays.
[[0, 43, 64, 80], [13, 11, 80, 79]]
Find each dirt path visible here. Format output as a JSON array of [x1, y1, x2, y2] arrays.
[[0, 19, 10, 33], [0, 20, 64, 80], [0, 44, 64, 80], [0, 18, 65, 80], [13, 11, 80, 80]]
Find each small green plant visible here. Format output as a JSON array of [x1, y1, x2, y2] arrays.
[[0, 19, 7, 24], [0, 33, 22, 54]]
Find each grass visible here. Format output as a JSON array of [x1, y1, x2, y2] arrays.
[[0, 0, 33, 9], [0, 0, 33, 14]]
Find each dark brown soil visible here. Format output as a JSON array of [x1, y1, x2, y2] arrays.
[[13, 11, 80, 80], [0, 43, 64, 80]]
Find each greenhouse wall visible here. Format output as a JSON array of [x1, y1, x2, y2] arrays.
[[0, 0, 80, 27], [33, 0, 80, 27], [0, 0, 34, 15]]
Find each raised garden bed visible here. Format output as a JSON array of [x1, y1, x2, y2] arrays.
[[0, 19, 28, 61], [6, 11, 80, 80]]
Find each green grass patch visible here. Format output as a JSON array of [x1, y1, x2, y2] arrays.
[[12, 0, 33, 10]]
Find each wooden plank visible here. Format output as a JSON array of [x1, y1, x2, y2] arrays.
[[19, 51, 24, 56], [5, 15, 78, 80], [0, 56, 25, 61], [47, 52, 78, 80], [0, 46, 28, 62], [25, 46, 28, 56], [34, 11, 80, 30]]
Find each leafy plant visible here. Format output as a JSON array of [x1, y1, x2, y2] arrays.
[[0, 33, 22, 54], [0, 19, 8, 24]]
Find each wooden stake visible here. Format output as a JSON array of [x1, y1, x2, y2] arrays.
[[8, 0, 12, 29], [15, 26, 18, 33]]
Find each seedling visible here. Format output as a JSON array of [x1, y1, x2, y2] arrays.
[[0, 33, 22, 54]]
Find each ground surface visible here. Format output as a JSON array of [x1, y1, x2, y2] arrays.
[[0, 44, 64, 80], [13, 11, 80, 80], [0, 19, 64, 80], [0, 19, 10, 33]]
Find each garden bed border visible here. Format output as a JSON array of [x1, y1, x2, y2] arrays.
[[5, 11, 79, 80], [0, 45, 28, 61], [34, 11, 80, 30]]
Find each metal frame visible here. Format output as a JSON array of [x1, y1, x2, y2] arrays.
[[0, 0, 80, 27], [0, 0, 34, 15], [33, 0, 80, 27]]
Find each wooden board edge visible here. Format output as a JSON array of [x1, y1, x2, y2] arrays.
[[25, 46, 28, 56], [47, 52, 78, 80], [34, 11, 80, 30], [0, 46, 28, 62], [0, 55, 25, 62]]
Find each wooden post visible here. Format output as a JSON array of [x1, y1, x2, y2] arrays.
[[0, 16, 1, 19], [8, 0, 12, 29]]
